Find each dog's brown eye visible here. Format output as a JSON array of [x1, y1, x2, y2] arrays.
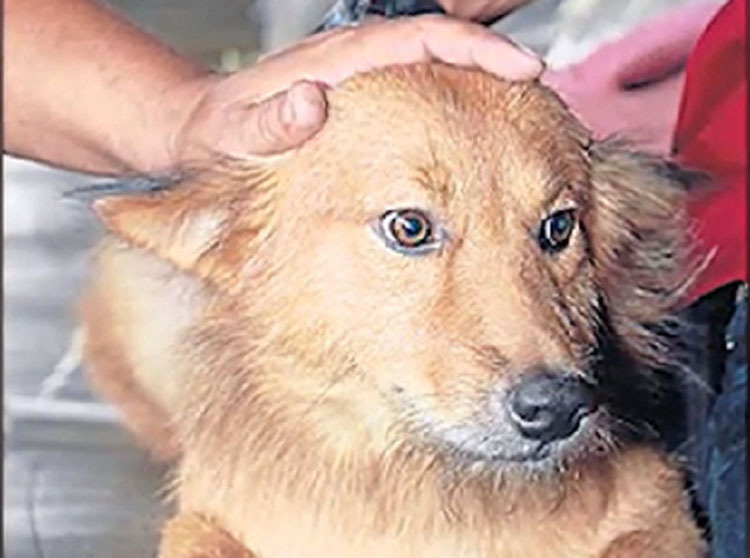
[[539, 209, 576, 253], [379, 208, 441, 255], [391, 210, 430, 246]]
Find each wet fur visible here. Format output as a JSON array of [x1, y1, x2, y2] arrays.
[[81, 64, 704, 557]]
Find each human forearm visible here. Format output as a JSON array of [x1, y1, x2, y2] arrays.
[[4, 1, 542, 176], [3, 0, 209, 174]]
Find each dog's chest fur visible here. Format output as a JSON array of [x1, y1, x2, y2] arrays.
[[177, 401, 688, 558]]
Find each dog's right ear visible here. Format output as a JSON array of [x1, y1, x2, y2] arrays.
[[82, 164, 276, 281], [586, 139, 707, 367]]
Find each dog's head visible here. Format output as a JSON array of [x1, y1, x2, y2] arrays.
[[93, 64, 693, 474]]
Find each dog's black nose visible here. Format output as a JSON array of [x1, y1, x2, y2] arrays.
[[506, 372, 597, 443]]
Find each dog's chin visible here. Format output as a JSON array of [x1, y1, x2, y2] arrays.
[[416, 411, 610, 477]]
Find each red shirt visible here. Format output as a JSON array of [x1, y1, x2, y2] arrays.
[[673, 0, 748, 302]]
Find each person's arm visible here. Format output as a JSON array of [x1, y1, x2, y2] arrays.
[[4, 0, 542, 176], [4, 0, 208, 174]]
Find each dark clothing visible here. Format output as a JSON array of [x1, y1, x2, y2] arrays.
[[698, 285, 747, 558]]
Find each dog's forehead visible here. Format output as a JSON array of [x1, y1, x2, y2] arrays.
[[276, 64, 592, 220], [313, 65, 589, 200], [330, 65, 584, 140]]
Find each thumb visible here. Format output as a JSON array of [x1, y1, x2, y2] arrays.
[[242, 80, 328, 156]]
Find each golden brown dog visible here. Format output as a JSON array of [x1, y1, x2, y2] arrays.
[[80, 63, 705, 558]]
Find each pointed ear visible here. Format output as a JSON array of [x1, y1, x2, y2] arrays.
[[88, 164, 276, 281], [587, 139, 702, 365], [93, 179, 228, 271]]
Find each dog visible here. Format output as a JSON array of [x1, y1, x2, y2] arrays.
[[80, 63, 705, 558]]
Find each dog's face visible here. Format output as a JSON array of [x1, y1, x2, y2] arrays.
[[96, 64, 688, 473]]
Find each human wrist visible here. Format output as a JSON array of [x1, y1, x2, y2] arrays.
[[137, 70, 220, 174]]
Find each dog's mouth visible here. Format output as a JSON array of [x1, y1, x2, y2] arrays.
[[423, 410, 607, 470], [388, 383, 611, 473], [419, 411, 609, 472]]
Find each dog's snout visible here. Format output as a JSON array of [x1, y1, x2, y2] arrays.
[[506, 372, 597, 443]]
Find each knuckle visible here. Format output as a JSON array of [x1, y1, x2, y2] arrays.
[[255, 99, 285, 148], [410, 13, 452, 31]]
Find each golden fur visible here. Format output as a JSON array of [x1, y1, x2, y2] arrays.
[[81, 64, 704, 557]]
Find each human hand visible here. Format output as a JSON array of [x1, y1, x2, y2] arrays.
[[541, 2, 720, 154], [163, 15, 542, 165]]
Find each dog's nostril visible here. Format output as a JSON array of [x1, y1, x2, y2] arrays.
[[512, 396, 546, 423], [506, 372, 597, 443]]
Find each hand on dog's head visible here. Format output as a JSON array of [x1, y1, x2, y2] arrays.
[[91, 63, 696, 477]]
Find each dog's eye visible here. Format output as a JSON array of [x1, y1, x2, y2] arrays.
[[539, 209, 576, 253], [378, 209, 440, 255], [390, 210, 431, 246]]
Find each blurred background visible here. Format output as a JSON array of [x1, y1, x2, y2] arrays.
[[3, 0, 709, 556]]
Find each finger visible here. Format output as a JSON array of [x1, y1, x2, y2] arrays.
[[257, 13, 388, 65], [408, 15, 543, 79], [256, 25, 351, 65], [234, 80, 327, 156], [307, 16, 542, 82], [230, 16, 542, 102]]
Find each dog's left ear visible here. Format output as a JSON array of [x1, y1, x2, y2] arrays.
[[586, 139, 704, 364], [85, 163, 276, 282]]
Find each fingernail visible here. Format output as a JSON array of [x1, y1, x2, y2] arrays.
[[515, 41, 541, 61], [477, 34, 545, 80], [284, 82, 326, 129], [494, 32, 544, 70], [511, 43, 545, 75]]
